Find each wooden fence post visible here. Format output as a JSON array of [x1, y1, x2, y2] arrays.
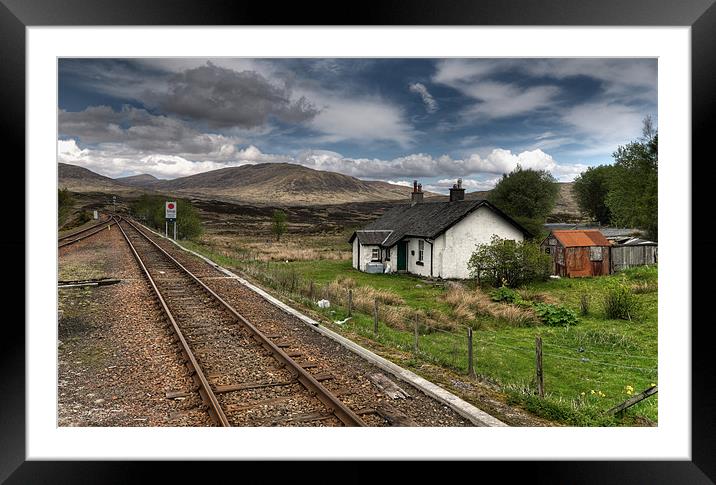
[[347, 289, 353, 316], [373, 299, 379, 335], [413, 315, 419, 353], [535, 335, 544, 398], [467, 327, 476, 378]]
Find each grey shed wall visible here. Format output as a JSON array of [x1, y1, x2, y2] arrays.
[[610, 245, 658, 272]]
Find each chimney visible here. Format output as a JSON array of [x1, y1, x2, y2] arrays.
[[411, 179, 424, 206], [449, 178, 465, 202]]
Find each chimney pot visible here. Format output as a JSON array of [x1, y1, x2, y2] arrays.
[[411, 180, 424, 206], [449, 178, 465, 202]]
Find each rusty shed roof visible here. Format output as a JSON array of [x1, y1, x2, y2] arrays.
[[551, 230, 611, 247]]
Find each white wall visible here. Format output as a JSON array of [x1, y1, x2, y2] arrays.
[[439, 206, 525, 279], [406, 238, 433, 277], [352, 238, 359, 270], [356, 243, 381, 272], [384, 245, 397, 273]]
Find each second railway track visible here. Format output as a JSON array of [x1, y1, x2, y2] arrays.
[[59, 216, 117, 248], [117, 217, 366, 427]]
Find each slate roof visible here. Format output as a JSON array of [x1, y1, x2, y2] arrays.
[[349, 200, 530, 247], [550, 230, 611, 248], [353, 230, 392, 245]]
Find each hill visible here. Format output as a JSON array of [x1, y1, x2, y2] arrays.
[[141, 163, 432, 205], [115, 173, 161, 188], [58, 163, 133, 193]]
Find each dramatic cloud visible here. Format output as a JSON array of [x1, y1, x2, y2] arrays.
[[58, 139, 245, 178], [60, 137, 583, 182], [432, 60, 560, 120], [149, 62, 320, 128], [294, 147, 566, 180], [409, 82, 438, 113], [306, 95, 415, 147], [59, 105, 242, 160], [58, 58, 656, 183]]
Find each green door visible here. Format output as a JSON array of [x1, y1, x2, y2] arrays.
[[397, 241, 407, 271]]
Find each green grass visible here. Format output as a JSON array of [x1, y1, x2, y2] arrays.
[[181, 238, 658, 426]]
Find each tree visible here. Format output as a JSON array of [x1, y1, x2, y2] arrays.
[[573, 165, 615, 224], [175, 199, 203, 240], [58, 187, 74, 227], [467, 235, 551, 287], [487, 166, 559, 239], [605, 118, 658, 239], [272, 209, 287, 242], [129, 194, 203, 240]]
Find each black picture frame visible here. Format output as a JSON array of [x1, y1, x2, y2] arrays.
[[3, 0, 713, 481]]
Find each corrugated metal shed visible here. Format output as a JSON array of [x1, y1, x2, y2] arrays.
[[552, 230, 611, 248], [541, 230, 611, 278]]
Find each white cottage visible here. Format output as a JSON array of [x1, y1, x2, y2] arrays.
[[349, 180, 530, 279]]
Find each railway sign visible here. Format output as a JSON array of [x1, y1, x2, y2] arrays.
[[165, 201, 177, 219]]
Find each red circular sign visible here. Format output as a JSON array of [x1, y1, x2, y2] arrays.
[[168, 203, 175, 209]]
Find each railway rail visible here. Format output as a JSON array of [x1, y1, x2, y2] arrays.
[[58, 216, 117, 248], [116, 217, 367, 427]]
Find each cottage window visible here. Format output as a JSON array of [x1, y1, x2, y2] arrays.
[[385, 249, 390, 261], [371, 248, 380, 261], [589, 246, 603, 261], [418, 240, 424, 261]]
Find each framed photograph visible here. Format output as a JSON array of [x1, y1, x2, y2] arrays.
[[4, 0, 713, 481]]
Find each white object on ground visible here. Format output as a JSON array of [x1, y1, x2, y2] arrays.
[[334, 317, 352, 325], [549, 275, 561, 279], [317, 299, 330, 308]]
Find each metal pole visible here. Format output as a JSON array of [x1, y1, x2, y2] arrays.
[[165, 220, 168, 238], [468, 327, 476, 378], [536, 336, 544, 398], [413, 315, 419, 353], [174, 221, 177, 240]]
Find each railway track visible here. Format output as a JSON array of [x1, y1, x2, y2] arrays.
[[59, 216, 117, 248], [116, 217, 367, 427]]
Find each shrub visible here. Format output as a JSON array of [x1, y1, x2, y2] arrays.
[[468, 235, 551, 287], [603, 284, 641, 320], [130, 194, 203, 240], [490, 285, 522, 304], [534, 303, 579, 326], [58, 188, 74, 227]]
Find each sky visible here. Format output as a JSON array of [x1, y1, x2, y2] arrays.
[[58, 58, 657, 194]]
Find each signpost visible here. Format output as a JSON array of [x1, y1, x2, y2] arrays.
[[165, 201, 177, 240]]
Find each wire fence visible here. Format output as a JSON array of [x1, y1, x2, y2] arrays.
[[219, 256, 658, 402]]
